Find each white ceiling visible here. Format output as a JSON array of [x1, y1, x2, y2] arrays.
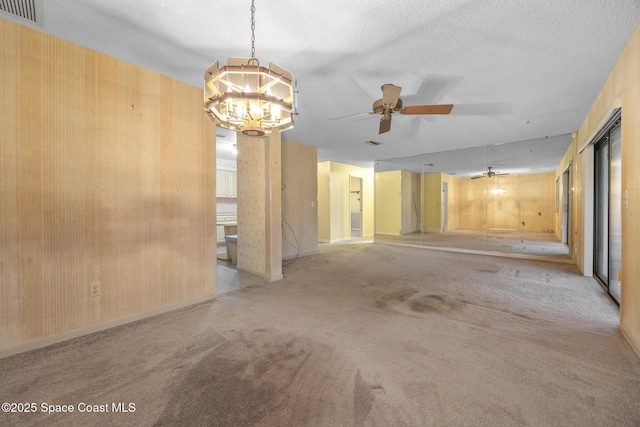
[[4, 1, 639, 174]]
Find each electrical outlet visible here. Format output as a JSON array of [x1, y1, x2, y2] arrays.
[[90, 282, 101, 297]]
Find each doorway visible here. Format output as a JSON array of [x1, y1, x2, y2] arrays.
[[350, 176, 363, 238], [594, 121, 622, 303]]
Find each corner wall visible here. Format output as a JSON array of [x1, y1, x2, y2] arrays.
[[375, 171, 402, 235], [0, 19, 217, 352]]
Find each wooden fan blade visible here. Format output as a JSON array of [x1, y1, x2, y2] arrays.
[[381, 84, 402, 108], [401, 104, 454, 115], [329, 112, 376, 121], [379, 117, 392, 134], [470, 175, 484, 180]]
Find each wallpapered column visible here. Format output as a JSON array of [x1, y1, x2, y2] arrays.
[[236, 131, 283, 281]]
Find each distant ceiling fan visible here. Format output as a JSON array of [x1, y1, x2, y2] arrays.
[[471, 166, 509, 179], [330, 84, 454, 134]]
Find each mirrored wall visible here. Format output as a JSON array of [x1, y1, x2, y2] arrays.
[[373, 135, 572, 260]]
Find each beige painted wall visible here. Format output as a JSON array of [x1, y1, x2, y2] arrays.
[[375, 171, 402, 235], [282, 139, 318, 259], [422, 173, 443, 233], [568, 22, 640, 357], [0, 19, 217, 351], [401, 171, 422, 234], [317, 162, 331, 242], [318, 161, 374, 242], [443, 174, 459, 230]]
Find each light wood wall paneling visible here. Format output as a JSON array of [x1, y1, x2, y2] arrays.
[[282, 139, 319, 259], [1, 18, 216, 350], [571, 23, 640, 357]]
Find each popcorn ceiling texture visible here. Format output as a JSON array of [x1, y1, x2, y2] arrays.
[[27, 1, 640, 167]]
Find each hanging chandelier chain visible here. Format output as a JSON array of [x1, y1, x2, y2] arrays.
[[250, 0, 256, 59]]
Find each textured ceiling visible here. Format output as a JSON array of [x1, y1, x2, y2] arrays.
[[3, 1, 640, 173]]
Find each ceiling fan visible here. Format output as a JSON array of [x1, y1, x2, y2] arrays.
[[330, 84, 454, 134], [471, 166, 509, 179]]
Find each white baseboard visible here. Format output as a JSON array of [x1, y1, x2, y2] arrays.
[[329, 237, 351, 243], [0, 293, 217, 359], [620, 322, 640, 360]]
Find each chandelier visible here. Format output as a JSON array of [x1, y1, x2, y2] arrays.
[[204, 0, 295, 137]]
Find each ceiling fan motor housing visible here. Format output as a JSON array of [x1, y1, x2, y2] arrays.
[[373, 98, 402, 114]]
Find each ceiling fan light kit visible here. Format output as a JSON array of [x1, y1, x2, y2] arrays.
[[204, 0, 295, 137], [471, 166, 510, 180]]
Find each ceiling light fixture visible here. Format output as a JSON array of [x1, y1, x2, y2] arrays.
[[490, 175, 506, 194], [204, 0, 295, 137]]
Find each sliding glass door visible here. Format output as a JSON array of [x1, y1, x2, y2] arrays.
[[594, 122, 622, 303]]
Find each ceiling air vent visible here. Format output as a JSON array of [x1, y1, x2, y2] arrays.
[[364, 140, 382, 147], [0, 0, 43, 26]]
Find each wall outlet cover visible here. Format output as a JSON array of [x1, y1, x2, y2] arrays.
[[90, 282, 101, 297]]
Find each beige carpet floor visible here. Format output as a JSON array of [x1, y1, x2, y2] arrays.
[[1, 243, 639, 426]]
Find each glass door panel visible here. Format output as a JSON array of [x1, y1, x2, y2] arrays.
[[594, 140, 609, 284], [608, 125, 622, 303]]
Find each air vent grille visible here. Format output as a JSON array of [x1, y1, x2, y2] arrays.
[[0, 0, 41, 25]]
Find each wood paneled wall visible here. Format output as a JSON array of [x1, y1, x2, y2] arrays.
[[572, 22, 640, 357], [282, 139, 318, 259], [451, 172, 556, 232], [0, 19, 216, 351]]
